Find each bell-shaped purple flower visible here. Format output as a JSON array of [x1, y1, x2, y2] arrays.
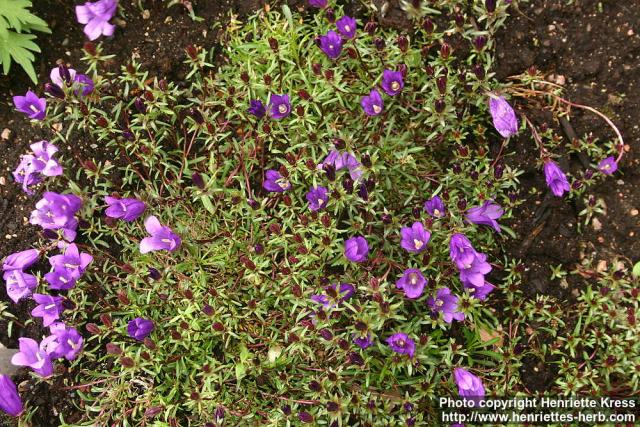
[[319, 30, 343, 59], [0, 375, 23, 417], [380, 70, 404, 96], [424, 196, 446, 218], [3, 270, 38, 303], [396, 269, 427, 299], [427, 287, 464, 323], [305, 186, 329, 211], [449, 233, 477, 270], [11, 337, 54, 377], [73, 74, 95, 96], [31, 294, 65, 327], [47, 243, 93, 289], [140, 216, 181, 254], [76, 0, 118, 41], [318, 150, 363, 181], [30, 141, 63, 177], [127, 317, 155, 341], [30, 192, 82, 237], [268, 94, 291, 119], [598, 156, 618, 175], [44, 266, 77, 290], [361, 89, 384, 116], [543, 160, 571, 197], [400, 222, 431, 253], [465, 200, 503, 232], [13, 90, 46, 120], [462, 279, 496, 301], [50, 66, 77, 88], [344, 236, 369, 263], [488, 95, 518, 138], [336, 16, 357, 39], [41, 323, 83, 360], [453, 368, 485, 398], [248, 99, 266, 119], [310, 283, 355, 309], [386, 333, 415, 358], [104, 196, 146, 221], [12, 155, 42, 194], [263, 169, 291, 193], [458, 252, 492, 288], [353, 333, 373, 349], [2, 249, 39, 271]]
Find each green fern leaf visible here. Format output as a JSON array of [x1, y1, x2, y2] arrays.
[[0, 0, 50, 36], [0, 31, 40, 82]]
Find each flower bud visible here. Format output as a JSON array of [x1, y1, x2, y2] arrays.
[[365, 21, 377, 35], [374, 37, 385, 51], [397, 35, 409, 52], [83, 41, 97, 55], [437, 76, 447, 94], [134, 97, 146, 114], [192, 172, 205, 189], [312, 63, 322, 75], [422, 18, 434, 33], [435, 98, 446, 113], [186, 45, 198, 60], [486, 0, 496, 13], [342, 176, 354, 193], [268, 37, 279, 52], [44, 83, 65, 99], [473, 35, 487, 51], [440, 43, 451, 59]]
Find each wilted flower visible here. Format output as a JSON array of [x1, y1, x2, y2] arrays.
[[488, 95, 518, 138], [400, 222, 431, 253], [13, 90, 46, 120], [319, 30, 343, 59], [104, 196, 146, 221], [11, 337, 54, 377], [3, 270, 38, 303], [75, 0, 118, 40], [380, 69, 404, 96], [268, 94, 291, 119], [386, 333, 415, 358], [31, 294, 65, 327], [41, 323, 83, 360], [465, 200, 503, 232], [336, 16, 357, 39], [543, 160, 571, 197], [598, 156, 618, 175], [0, 375, 23, 417], [361, 89, 384, 116], [311, 283, 355, 309], [263, 169, 291, 193], [353, 333, 373, 349], [424, 196, 446, 218], [140, 216, 181, 254], [248, 99, 266, 119], [305, 186, 329, 211], [127, 317, 155, 341], [2, 249, 39, 271], [453, 368, 485, 399], [427, 287, 464, 323], [396, 269, 427, 299], [344, 236, 369, 262]]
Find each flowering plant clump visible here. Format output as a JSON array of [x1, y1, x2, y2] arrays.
[[1, 1, 631, 425]]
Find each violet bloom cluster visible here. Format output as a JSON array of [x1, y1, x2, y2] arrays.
[[453, 368, 485, 399], [45, 243, 93, 290], [263, 170, 292, 193], [104, 196, 146, 221], [344, 236, 369, 263], [140, 216, 181, 254], [396, 268, 427, 299], [489, 95, 518, 138], [386, 333, 415, 358], [400, 222, 431, 254], [30, 192, 82, 241], [427, 287, 464, 323], [2, 249, 39, 303], [0, 375, 23, 417], [50, 66, 94, 97], [13, 90, 46, 120], [424, 195, 446, 218], [41, 322, 84, 361], [543, 160, 571, 197], [449, 233, 495, 300], [318, 149, 363, 181], [13, 141, 63, 194], [310, 283, 355, 310], [305, 186, 329, 211], [76, 0, 118, 40], [465, 200, 503, 233]]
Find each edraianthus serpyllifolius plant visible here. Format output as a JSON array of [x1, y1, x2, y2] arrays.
[[1, 2, 627, 426]]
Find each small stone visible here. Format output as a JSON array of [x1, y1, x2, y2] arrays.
[[628, 29, 635, 36], [0, 177, 5, 185], [1, 128, 11, 141], [592, 218, 602, 231], [52, 123, 63, 132], [114, 17, 127, 28], [142, 9, 151, 19], [596, 260, 607, 272], [630, 209, 638, 217]]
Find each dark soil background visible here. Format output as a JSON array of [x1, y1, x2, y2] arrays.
[[0, 0, 638, 424]]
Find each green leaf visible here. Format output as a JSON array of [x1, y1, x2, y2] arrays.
[[0, 30, 39, 82], [632, 261, 640, 278], [0, 0, 50, 37]]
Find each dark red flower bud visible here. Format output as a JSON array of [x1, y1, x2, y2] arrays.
[[96, 116, 108, 128], [186, 45, 198, 60], [381, 213, 392, 224], [120, 356, 135, 367], [422, 19, 434, 33], [144, 406, 163, 418], [365, 21, 377, 36], [346, 47, 357, 58], [268, 37, 279, 52], [324, 69, 334, 80], [298, 89, 311, 100], [454, 13, 464, 27], [86, 323, 100, 335], [325, 8, 335, 23], [44, 83, 65, 99], [263, 74, 272, 85], [192, 172, 205, 189], [486, 0, 496, 13], [437, 76, 447, 94], [473, 35, 487, 51], [435, 98, 446, 113], [312, 63, 322, 75], [397, 35, 409, 52], [83, 41, 97, 55], [374, 37, 385, 51], [299, 412, 314, 423], [324, 164, 336, 181], [440, 43, 451, 59], [100, 313, 112, 328], [158, 79, 168, 91], [134, 97, 146, 114], [474, 64, 485, 79], [106, 343, 122, 355], [358, 183, 369, 201], [190, 107, 204, 124]]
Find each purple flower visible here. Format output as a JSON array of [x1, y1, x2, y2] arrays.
[[465, 200, 503, 232], [380, 70, 404, 96], [30, 192, 82, 241], [344, 236, 369, 262], [310, 283, 355, 309], [318, 150, 363, 181], [31, 294, 65, 327], [305, 186, 329, 211], [489, 95, 518, 138], [453, 368, 485, 399], [127, 317, 155, 341], [598, 156, 618, 175], [11, 337, 54, 377], [354, 333, 373, 349], [361, 89, 384, 116], [400, 222, 431, 253], [268, 94, 291, 119], [458, 252, 492, 288], [308, 0, 327, 7], [396, 269, 427, 299], [73, 74, 95, 96], [319, 30, 343, 60], [50, 66, 77, 87], [263, 169, 291, 193], [424, 196, 446, 218], [13, 90, 46, 120], [386, 333, 415, 358], [427, 287, 464, 323], [30, 141, 63, 177], [104, 196, 146, 221], [48, 243, 93, 282], [543, 160, 571, 197], [462, 279, 495, 301], [0, 375, 23, 417], [3, 270, 38, 303], [449, 233, 477, 270], [44, 266, 77, 290], [248, 99, 266, 119], [2, 249, 39, 271], [41, 323, 83, 360], [12, 155, 42, 194], [336, 16, 357, 39], [76, 0, 118, 40], [140, 216, 181, 254]]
